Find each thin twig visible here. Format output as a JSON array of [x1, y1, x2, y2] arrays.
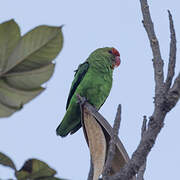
[[140, 0, 164, 93], [137, 116, 147, 180], [102, 105, 122, 179], [141, 116, 147, 137], [166, 72, 180, 111], [165, 10, 177, 92]]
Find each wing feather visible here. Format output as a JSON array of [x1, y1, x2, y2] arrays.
[[66, 62, 89, 110]]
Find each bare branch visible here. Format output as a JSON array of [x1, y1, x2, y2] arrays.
[[137, 163, 146, 180], [141, 116, 147, 137], [165, 73, 180, 111], [108, 113, 165, 180], [140, 0, 164, 94], [102, 105, 122, 179], [113, 105, 122, 136], [105, 1, 179, 180], [137, 116, 147, 180], [80, 1, 179, 180], [165, 10, 177, 92]]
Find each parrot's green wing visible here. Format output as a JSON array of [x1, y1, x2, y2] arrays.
[[66, 62, 89, 110]]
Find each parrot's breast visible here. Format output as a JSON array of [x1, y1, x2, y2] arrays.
[[75, 69, 113, 109]]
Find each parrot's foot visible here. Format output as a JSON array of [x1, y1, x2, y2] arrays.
[[76, 94, 87, 106]]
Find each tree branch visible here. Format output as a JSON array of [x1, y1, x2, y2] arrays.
[[141, 116, 147, 137], [166, 73, 180, 111], [140, 0, 164, 95], [79, 3, 179, 180], [136, 116, 147, 180], [102, 105, 122, 179], [136, 162, 146, 180], [165, 10, 177, 92], [104, 1, 179, 180]]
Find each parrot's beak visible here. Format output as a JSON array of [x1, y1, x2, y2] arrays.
[[114, 56, 121, 68]]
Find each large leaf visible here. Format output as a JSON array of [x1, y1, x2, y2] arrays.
[[0, 102, 17, 117], [3, 25, 63, 73], [0, 19, 63, 117], [0, 19, 20, 71], [4, 64, 54, 90], [15, 159, 56, 180], [0, 80, 44, 108], [0, 154, 65, 180], [0, 152, 16, 170]]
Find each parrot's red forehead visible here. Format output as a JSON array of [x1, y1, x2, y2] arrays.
[[112, 48, 120, 56]]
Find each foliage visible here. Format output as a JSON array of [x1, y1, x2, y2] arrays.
[[0, 19, 63, 117], [0, 152, 64, 180], [0, 19, 64, 179]]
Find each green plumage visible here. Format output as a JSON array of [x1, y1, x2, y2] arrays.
[[56, 47, 117, 137]]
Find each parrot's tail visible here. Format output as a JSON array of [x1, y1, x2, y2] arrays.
[[56, 120, 81, 137], [56, 106, 81, 137], [56, 122, 68, 137]]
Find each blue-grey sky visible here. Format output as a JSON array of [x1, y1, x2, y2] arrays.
[[0, 0, 180, 179]]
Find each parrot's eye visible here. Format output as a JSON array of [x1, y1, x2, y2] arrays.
[[108, 50, 113, 54]]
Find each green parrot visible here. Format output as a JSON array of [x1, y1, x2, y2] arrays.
[[56, 47, 121, 137]]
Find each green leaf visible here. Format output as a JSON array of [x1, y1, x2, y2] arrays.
[[0, 152, 16, 170], [0, 19, 20, 72], [4, 64, 55, 90], [0, 102, 17, 117], [15, 159, 56, 180], [3, 25, 63, 73], [0, 80, 44, 108], [0, 20, 63, 117]]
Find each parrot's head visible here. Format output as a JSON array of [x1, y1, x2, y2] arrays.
[[107, 47, 121, 69], [90, 47, 121, 70]]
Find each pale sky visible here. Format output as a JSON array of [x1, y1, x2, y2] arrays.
[[0, 0, 180, 179]]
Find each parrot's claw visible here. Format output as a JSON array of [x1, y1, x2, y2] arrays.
[[76, 94, 87, 106]]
